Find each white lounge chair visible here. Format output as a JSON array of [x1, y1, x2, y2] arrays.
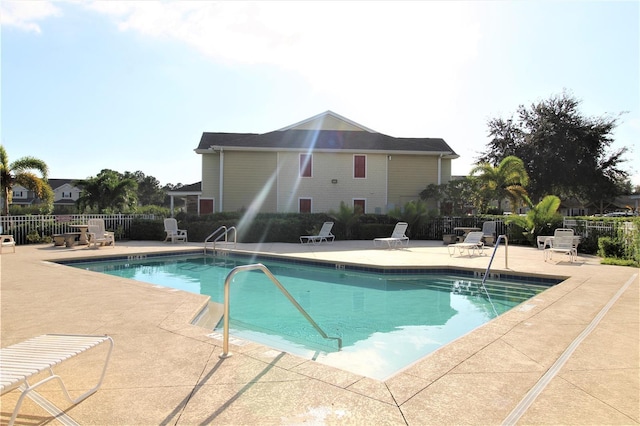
[[87, 219, 115, 248], [300, 221, 335, 244], [373, 222, 409, 248], [164, 218, 188, 243], [0, 334, 114, 426], [544, 228, 577, 262], [448, 231, 485, 256]]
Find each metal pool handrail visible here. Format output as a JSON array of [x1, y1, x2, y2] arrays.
[[219, 263, 342, 358], [479, 234, 509, 317], [204, 226, 237, 253]]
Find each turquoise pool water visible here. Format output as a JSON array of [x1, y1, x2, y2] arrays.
[[67, 253, 556, 380]]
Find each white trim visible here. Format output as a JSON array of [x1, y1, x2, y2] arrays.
[[196, 147, 456, 157], [218, 149, 224, 212]]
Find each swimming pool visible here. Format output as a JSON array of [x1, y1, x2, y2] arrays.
[[66, 252, 558, 380]]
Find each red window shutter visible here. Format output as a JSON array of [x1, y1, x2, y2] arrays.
[[300, 154, 312, 177], [354, 155, 366, 178], [299, 198, 311, 213], [200, 199, 214, 215]]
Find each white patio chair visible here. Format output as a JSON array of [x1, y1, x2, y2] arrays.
[[373, 222, 409, 248], [544, 228, 577, 262], [300, 221, 335, 244], [87, 219, 115, 248], [447, 231, 485, 257], [164, 218, 188, 243]]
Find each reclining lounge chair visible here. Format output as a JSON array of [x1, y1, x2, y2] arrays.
[[447, 231, 485, 257], [373, 222, 409, 248], [0, 334, 114, 426], [300, 221, 335, 244]]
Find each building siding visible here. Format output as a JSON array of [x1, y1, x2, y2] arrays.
[[387, 155, 440, 210], [277, 152, 387, 213], [222, 152, 278, 212], [201, 154, 219, 200]]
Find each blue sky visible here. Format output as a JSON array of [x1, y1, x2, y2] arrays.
[[2, 1, 639, 187]]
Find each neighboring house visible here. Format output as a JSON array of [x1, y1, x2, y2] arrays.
[[48, 178, 82, 207], [194, 110, 459, 214], [10, 179, 81, 207]]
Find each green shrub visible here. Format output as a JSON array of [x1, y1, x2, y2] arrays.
[[598, 237, 625, 258], [25, 230, 50, 244], [130, 219, 165, 241], [601, 258, 638, 267]]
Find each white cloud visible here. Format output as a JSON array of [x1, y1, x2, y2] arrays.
[[0, 0, 61, 33], [4, 0, 484, 135], [80, 1, 483, 125]]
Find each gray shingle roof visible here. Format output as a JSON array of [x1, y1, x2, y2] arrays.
[[197, 129, 457, 156]]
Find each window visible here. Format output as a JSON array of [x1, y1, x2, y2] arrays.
[[299, 198, 312, 213], [300, 154, 312, 178], [354, 155, 366, 178], [354, 199, 365, 214]]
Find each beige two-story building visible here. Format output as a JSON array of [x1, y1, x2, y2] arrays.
[[194, 111, 458, 215]]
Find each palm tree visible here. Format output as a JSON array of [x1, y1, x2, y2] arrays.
[[506, 195, 562, 246], [75, 169, 138, 213], [388, 200, 431, 237], [470, 155, 530, 213], [329, 201, 362, 239], [0, 145, 53, 215]]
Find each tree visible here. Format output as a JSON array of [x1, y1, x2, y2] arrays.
[[470, 156, 529, 213], [124, 171, 165, 206], [388, 200, 431, 236], [420, 178, 479, 216], [0, 145, 53, 215], [75, 169, 138, 213], [478, 91, 629, 210]]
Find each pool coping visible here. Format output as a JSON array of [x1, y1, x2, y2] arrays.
[[55, 248, 567, 285]]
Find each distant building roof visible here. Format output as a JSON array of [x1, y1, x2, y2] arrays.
[[166, 182, 202, 196], [47, 178, 81, 189]]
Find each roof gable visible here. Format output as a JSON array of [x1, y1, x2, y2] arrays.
[[277, 110, 375, 132]]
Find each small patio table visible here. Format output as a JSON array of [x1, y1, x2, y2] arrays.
[[69, 224, 89, 245], [453, 227, 480, 242]]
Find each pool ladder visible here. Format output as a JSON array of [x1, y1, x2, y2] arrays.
[[219, 263, 343, 358], [478, 234, 509, 317], [204, 226, 237, 254]]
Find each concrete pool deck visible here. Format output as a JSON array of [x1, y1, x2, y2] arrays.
[[0, 240, 638, 425]]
